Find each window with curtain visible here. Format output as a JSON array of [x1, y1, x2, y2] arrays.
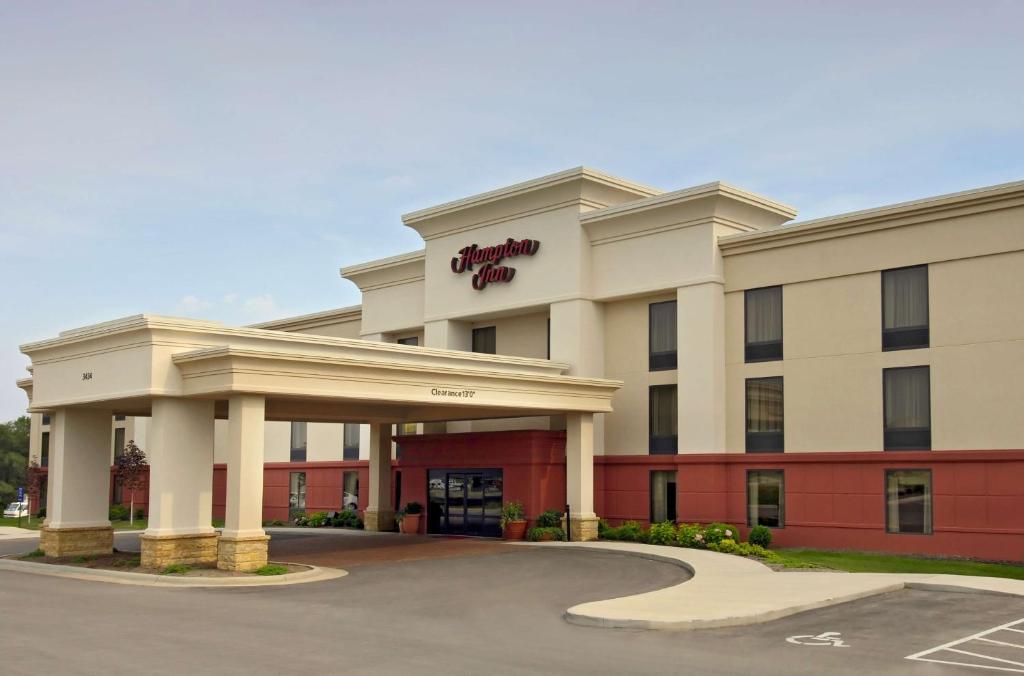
[[290, 422, 308, 462], [113, 427, 126, 460], [289, 472, 306, 519], [747, 470, 784, 527], [746, 377, 784, 452], [342, 471, 359, 511], [649, 470, 677, 523], [649, 385, 678, 454], [472, 326, 496, 354], [884, 366, 931, 450], [40, 431, 50, 468], [745, 286, 783, 362], [649, 300, 677, 371], [343, 424, 360, 461], [882, 265, 929, 350], [886, 470, 932, 534]]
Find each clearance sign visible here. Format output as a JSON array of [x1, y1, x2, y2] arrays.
[[450, 237, 540, 290]]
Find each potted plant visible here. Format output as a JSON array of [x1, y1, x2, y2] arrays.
[[500, 500, 527, 540], [398, 501, 423, 534]]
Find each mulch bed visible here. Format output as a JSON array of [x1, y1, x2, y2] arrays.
[[15, 550, 306, 577]]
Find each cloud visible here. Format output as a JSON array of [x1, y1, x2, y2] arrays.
[[177, 295, 214, 314]]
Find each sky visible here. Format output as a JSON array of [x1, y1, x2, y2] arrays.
[[1, 1, 1022, 420]]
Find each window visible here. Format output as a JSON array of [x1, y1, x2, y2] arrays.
[[342, 471, 359, 511], [113, 427, 126, 460], [650, 471, 677, 523], [343, 424, 360, 461], [394, 471, 402, 512], [886, 470, 932, 534], [882, 265, 929, 350], [114, 414, 126, 421], [745, 286, 783, 362], [40, 431, 50, 468], [746, 377, 784, 452], [397, 336, 419, 346], [884, 366, 931, 450], [649, 385, 677, 454], [747, 470, 784, 527], [42, 414, 51, 426], [472, 326, 496, 354], [290, 422, 308, 462], [288, 472, 306, 519], [649, 300, 677, 371]]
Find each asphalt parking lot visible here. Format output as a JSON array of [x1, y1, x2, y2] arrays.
[[1, 531, 1022, 675]]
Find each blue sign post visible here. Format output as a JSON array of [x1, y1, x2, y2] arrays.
[[16, 486, 25, 527]]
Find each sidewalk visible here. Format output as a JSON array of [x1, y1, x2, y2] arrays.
[[0, 526, 39, 540], [536, 541, 1024, 631]]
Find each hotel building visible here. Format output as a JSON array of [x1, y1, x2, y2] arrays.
[[21, 167, 1024, 567]]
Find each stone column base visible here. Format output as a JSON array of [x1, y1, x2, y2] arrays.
[[364, 508, 396, 532], [562, 515, 600, 542], [217, 534, 271, 572], [140, 532, 220, 569], [40, 526, 114, 558]]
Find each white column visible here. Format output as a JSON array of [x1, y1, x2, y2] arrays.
[[40, 407, 114, 557], [46, 408, 112, 529], [218, 395, 270, 571], [364, 422, 395, 531], [677, 282, 726, 453], [549, 300, 606, 454], [565, 412, 598, 541], [141, 398, 218, 568], [222, 395, 266, 539]]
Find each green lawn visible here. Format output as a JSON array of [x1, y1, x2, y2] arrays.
[[774, 548, 1024, 580]]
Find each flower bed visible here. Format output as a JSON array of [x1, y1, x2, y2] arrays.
[[599, 520, 780, 563]]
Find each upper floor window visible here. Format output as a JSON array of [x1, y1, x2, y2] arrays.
[[649, 385, 677, 455], [472, 326, 496, 354], [40, 431, 50, 468], [882, 265, 929, 350], [883, 366, 931, 450], [745, 286, 783, 362], [343, 423, 360, 461], [41, 415, 51, 426], [746, 377, 784, 453], [396, 336, 419, 346], [290, 422, 308, 462], [649, 300, 677, 371], [114, 414, 126, 421], [113, 427, 126, 461]]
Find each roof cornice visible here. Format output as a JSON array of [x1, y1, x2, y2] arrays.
[[580, 181, 797, 225], [340, 249, 425, 278], [719, 178, 1024, 253], [248, 305, 362, 332], [401, 166, 662, 225]]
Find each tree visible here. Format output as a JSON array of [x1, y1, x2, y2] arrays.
[[115, 440, 148, 526], [0, 416, 31, 506]]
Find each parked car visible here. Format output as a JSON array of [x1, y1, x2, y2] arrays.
[[4, 501, 29, 518], [342, 491, 358, 511]]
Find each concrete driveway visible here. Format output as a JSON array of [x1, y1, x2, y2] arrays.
[[2, 529, 1022, 674]]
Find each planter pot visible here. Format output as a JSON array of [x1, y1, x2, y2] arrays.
[[537, 531, 557, 542], [503, 520, 527, 540], [400, 513, 421, 534]]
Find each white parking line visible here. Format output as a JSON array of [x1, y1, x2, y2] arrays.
[[906, 618, 1024, 673]]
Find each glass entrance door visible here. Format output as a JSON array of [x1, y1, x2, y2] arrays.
[[427, 469, 503, 537]]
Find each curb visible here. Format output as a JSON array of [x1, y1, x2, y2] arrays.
[[0, 557, 347, 588]]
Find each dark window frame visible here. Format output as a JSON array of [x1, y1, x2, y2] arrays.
[[883, 366, 931, 451], [882, 265, 930, 352], [746, 469, 785, 528], [884, 468, 933, 535], [649, 470, 678, 523], [396, 336, 419, 346], [113, 427, 126, 461], [745, 376, 784, 453], [648, 300, 678, 371], [472, 326, 496, 354], [744, 286, 783, 363], [290, 421, 308, 462], [648, 384, 678, 455], [342, 423, 360, 461], [40, 431, 50, 468]]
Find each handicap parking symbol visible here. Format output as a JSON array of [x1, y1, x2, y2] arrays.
[[786, 631, 850, 648]]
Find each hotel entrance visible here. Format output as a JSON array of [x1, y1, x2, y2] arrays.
[[427, 468, 503, 537]]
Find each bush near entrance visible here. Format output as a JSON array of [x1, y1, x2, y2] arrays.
[[598, 519, 780, 563]]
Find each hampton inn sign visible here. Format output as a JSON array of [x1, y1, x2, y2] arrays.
[[450, 237, 540, 290]]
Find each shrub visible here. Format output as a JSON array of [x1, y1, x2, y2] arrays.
[[161, 563, 192, 575], [527, 527, 566, 542], [500, 501, 525, 530], [135, 508, 146, 521], [613, 520, 645, 542], [748, 525, 772, 548], [36, 508, 46, 519], [72, 555, 89, 564], [714, 539, 740, 554], [404, 501, 423, 515], [108, 504, 130, 521], [22, 549, 45, 559], [537, 509, 564, 528], [676, 523, 704, 548], [332, 509, 362, 529], [306, 511, 329, 528], [647, 521, 677, 546], [293, 513, 309, 527], [255, 564, 289, 576], [702, 522, 739, 546], [268, 519, 285, 527]]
